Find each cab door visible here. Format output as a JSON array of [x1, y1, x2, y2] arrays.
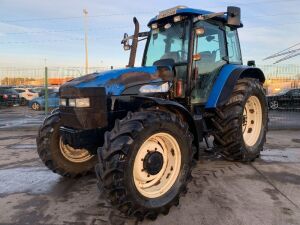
[[191, 21, 227, 104]]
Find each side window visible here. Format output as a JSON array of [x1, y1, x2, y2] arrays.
[[226, 27, 242, 64], [195, 31, 226, 63], [291, 90, 300, 97]]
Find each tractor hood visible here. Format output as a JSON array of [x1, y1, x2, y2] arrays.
[[60, 66, 173, 95]]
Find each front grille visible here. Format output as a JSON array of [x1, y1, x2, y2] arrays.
[[59, 86, 108, 129]]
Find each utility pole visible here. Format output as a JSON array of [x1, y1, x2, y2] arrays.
[[83, 9, 89, 74], [44, 58, 48, 115], [44, 66, 48, 115]]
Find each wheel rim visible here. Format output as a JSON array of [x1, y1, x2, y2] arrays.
[[242, 96, 263, 147], [270, 101, 278, 109], [32, 103, 37, 110], [59, 138, 93, 163], [133, 132, 181, 198]]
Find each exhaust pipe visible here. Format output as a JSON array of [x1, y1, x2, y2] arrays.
[[127, 17, 139, 67]]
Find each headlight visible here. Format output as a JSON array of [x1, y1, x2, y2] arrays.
[[60, 98, 67, 106], [60, 97, 90, 107], [69, 99, 76, 107], [151, 23, 158, 29], [173, 15, 182, 23], [139, 82, 169, 93], [75, 98, 90, 108]]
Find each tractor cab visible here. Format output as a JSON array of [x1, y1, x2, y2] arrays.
[[123, 6, 244, 107]]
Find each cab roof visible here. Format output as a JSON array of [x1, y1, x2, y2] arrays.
[[148, 6, 227, 26]]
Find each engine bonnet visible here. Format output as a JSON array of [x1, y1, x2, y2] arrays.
[[60, 66, 173, 95]]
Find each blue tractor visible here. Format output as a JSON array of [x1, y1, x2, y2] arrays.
[[37, 6, 268, 220]]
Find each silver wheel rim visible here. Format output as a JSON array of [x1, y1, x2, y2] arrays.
[[270, 101, 278, 109], [133, 132, 181, 198], [59, 138, 93, 163], [242, 96, 263, 147]]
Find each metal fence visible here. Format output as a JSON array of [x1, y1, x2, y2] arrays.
[[259, 65, 300, 130], [0, 67, 113, 86], [0, 64, 299, 130]]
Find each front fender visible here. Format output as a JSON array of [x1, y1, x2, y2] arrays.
[[205, 64, 265, 109], [131, 96, 202, 153]]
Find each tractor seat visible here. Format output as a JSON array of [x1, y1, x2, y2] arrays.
[[199, 51, 216, 63], [196, 51, 217, 74]]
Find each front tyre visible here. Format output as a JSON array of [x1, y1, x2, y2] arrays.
[[212, 78, 268, 161], [36, 112, 97, 177], [95, 110, 195, 220]]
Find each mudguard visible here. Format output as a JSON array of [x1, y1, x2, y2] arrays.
[[132, 96, 202, 151], [205, 64, 265, 109]]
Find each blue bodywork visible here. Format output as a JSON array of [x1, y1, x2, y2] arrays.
[[148, 7, 226, 26], [205, 64, 265, 109], [61, 66, 168, 96], [61, 64, 264, 109]]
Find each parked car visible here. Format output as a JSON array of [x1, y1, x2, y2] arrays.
[[14, 87, 39, 105], [0, 87, 20, 106], [30, 87, 59, 97], [29, 92, 59, 110], [267, 88, 300, 110]]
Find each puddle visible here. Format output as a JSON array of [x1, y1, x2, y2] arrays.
[[292, 139, 300, 143], [0, 167, 61, 195]]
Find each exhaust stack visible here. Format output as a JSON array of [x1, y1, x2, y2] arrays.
[[127, 17, 140, 67]]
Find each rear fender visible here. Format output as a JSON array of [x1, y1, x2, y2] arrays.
[[205, 65, 265, 109]]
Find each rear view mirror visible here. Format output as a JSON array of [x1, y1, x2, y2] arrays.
[[227, 6, 241, 27], [247, 60, 256, 67], [121, 33, 131, 51]]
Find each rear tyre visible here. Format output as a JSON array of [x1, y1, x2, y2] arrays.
[[95, 110, 195, 220], [36, 112, 97, 177], [212, 78, 268, 161]]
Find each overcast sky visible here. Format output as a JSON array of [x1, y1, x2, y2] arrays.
[[0, 0, 299, 68]]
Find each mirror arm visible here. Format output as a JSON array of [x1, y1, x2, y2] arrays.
[[122, 32, 150, 43]]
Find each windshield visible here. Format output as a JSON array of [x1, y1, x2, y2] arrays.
[[144, 20, 190, 66]]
